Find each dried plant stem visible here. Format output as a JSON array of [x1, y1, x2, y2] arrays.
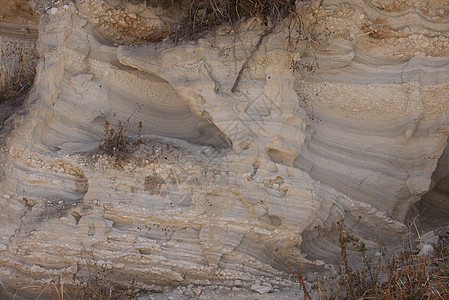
[[297, 264, 312, 300], [337, 219, 354, 300], [231, 22, 276, 93]]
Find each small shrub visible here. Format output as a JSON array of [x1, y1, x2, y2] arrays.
[[298, 219, 449, 299], [99, 109, 143, 162]]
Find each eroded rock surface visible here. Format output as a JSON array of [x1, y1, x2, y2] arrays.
[[0, 0, 448, 297]]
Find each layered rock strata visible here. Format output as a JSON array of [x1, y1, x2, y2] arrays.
[[0, 0, 448, 297]]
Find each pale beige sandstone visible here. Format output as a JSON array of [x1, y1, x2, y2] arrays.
[[0, 0, 448, 298]]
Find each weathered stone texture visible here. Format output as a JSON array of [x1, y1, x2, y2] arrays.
[[0, 0, 448, 297]]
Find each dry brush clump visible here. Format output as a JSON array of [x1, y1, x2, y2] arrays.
[[121, 0, 301, 42], [297, 219, 449, 299], [99, 116, 143, 163], [0, 42, 38, 102]]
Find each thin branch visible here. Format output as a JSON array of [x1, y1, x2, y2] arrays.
[[231, 22, 276, 93]]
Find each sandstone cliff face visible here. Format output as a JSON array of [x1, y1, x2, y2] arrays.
[[0, 0, 448, 297]]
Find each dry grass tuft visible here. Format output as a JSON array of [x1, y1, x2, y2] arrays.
[[0, 43, 38, 102], [99, 107, 144, 163]]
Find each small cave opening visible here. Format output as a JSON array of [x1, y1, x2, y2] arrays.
[[96, 62, 232, 150], [411, 139, 449, 231]]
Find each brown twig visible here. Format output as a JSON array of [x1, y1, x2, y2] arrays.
[[337, 219, 355, 300], [286, 261, 312, 300], [297, 264, 312, 300], [231, 22, 276, 93]]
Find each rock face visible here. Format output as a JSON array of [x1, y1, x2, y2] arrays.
[[0, 0, 448, 297]]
